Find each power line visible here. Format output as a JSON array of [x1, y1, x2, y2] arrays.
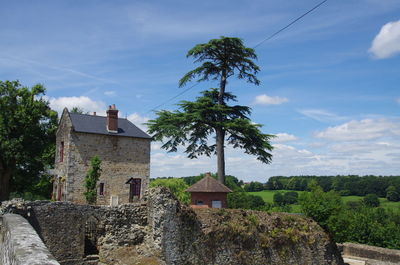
[[147, 0, 329, 113], [253, 0, 329, 48], [146, 83, 199, 114]]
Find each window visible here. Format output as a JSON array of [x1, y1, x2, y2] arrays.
[[196, 200, 204, 205], [99, 183, 105, 196], [60, 141, 64, 162]]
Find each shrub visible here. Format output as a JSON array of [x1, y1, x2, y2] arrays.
[[363, 194, 380, 207]]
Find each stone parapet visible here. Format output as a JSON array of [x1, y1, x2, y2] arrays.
[[338, 243, 400, 265], [0, 214, 60, 265]]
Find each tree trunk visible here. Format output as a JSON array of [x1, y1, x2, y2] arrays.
[[0, 160, 13, 201], [216, 127, 225, 184], [216, 70, 227, 184]]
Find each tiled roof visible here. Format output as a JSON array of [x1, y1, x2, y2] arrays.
[[69, 113, 151, 139], [185, 176, 232, 193]]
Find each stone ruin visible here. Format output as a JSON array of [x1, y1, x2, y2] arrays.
[[0, 187, 344, 265]]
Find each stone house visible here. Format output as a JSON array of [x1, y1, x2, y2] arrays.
[[185, 174, 232, 208], [53, 104, 151, 205]]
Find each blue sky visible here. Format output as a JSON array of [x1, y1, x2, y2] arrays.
[[1, 0, 399, 181]]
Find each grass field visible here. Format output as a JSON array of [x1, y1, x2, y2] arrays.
[[249, 190, 400, 213]]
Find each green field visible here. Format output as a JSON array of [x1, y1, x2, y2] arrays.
[[249, 190, 400, 213]]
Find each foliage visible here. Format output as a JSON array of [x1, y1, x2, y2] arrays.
[[266, 175, 400, 198], [227, 192, 267, 210], [273, 192, 284, 206], [148, 89, 274, 185], [363, 193, 380, 207], [273, 191, 298, 206], [70, 106, 86, 114], [327, 206, 400, 249], [84, 156, 102, 204], [0, 80, 58, 201], [283, 191, 298, 204], [386, 185, 400, 202], [150, 178, 191, 204], [299, 181, 342, 228], [295, 182, 400, 249], [244, 181, 264, 192], [149, 37, 274, 184]]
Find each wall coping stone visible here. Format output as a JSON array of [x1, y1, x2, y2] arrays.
[[338, 243, 400, 264], [1, 213, 60, 265]]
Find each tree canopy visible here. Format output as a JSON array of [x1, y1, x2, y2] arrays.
[[0, 80, 57, 201], [171, 36, 270, 184], [147, 88, 274, 184]]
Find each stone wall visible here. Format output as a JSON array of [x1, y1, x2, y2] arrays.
[[0, 214, 60, 265], [338, 243, 400, 265], [1, 188, 344, 265], [147, 188, 344, 265], [0, 200, 149, 265], [54, 110, 151, 205]]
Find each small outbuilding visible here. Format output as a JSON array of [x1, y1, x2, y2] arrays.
[[185, 174, 232, 208]]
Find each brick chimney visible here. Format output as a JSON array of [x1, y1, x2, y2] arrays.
[[106, 104, 118, 133]]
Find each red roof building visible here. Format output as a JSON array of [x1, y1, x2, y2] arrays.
[[185, 174, 232, 208]]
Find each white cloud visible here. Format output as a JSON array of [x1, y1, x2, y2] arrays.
[[315, 118, 400, 141], [298, 109, 346, 122], [127, 113, 149, 131], [369, 20, 400, 59], [46, 96, 106, 115], [254, 94, 288, 105], [273, 133, 299, 142], [150, 117, 400, 180]]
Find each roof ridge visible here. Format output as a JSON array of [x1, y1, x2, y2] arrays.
[[185, 176, 232, 193]]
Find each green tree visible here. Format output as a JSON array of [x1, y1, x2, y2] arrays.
[[227, 191, 265, 210], [84, 156, 102, 204], [273, 192, 285, 206], [0, 80, 58, 201], [283, 191, 298, 204], [363, 193, 380, 207], [70, 106, 85, 114], [148, 89, 274, 185], [159, 36, 271, 184], [299, 181, 342, 227], [386, 185, 400, 202], [150, 178, 190, 204]]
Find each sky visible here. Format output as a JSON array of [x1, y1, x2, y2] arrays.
[[1, 0, 400, 182]]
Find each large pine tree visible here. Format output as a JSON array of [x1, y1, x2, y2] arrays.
[[148, 37, 274, 184]]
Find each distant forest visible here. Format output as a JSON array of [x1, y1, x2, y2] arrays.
[[243, 175, 400, 201]]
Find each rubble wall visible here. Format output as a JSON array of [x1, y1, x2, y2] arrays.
[[1, 188, 344, 265]]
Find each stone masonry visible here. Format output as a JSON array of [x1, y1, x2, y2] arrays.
[[1, 188, 345, 265], [53, 107, 151, 205]]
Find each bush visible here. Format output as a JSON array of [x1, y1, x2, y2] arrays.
[[363, 194, 380, 207], [283, 191, 298, 204], [228, 192, 265, 210], [273, 192, 284, 206], [386, 186, 400, 202], [150, 178, 190, 204], [299, 181, 342, 227]]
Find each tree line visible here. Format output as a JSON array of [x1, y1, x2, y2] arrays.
[[244, 175, 400, 202], [300, 181, 400, 249]]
